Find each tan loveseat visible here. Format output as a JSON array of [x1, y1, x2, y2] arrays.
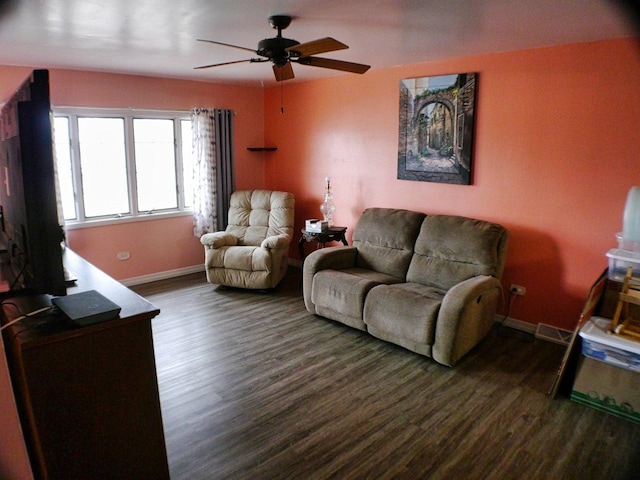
[[201, 190, 295, 289], [303, 208, 509, 366]]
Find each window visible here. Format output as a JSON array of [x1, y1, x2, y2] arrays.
[[133, 118, 177, 212], [78, 117, 129, 217], [53, 108, 193, 224], [53, 117, 76, 219]]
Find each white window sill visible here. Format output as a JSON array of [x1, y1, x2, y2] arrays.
[[64, 210, 192, 230]]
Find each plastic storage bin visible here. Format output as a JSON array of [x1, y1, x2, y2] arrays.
[[616, 232, 640, 252], [606, 248, 640, 285], [580, 316, 640, 372]]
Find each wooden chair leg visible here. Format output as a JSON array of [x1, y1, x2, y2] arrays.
[[610, 266, 633, 332], [611, 266, 640, 340]]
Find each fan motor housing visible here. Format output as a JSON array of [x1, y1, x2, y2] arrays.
[[258, 37, 300, 65]]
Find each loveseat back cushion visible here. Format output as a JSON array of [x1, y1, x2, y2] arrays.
[[406, 215, 507, 290], [225, 190, 295, 246], [352, 208, 426, 279]]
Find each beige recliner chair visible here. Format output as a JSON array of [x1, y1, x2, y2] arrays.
[[200, 190, 295, 289]]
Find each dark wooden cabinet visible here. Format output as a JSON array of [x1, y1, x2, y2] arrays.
[[1, 249, 169, 480]]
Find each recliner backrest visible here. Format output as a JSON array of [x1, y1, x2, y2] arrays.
[[406, 215, 509, 290], [352, 208, 426, 279], [225, 190, 295, 246]]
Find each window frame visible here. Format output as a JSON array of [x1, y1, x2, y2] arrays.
[[53, 107, 193, 230]]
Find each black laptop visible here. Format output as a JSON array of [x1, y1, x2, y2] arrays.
[[52, 290, 121, 327]]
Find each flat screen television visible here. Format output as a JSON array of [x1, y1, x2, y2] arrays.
[[0, 69, 66, 297]]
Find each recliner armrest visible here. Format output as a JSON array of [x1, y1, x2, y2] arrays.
[[432, 275, 502, 367], [200, 232, 238, 249], [304, 246, 358, 273], [261, 234, 291, 250], [302, 246, 358, 313]]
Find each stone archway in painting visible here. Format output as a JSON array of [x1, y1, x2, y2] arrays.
[[413, 95, 458, 174], [397, 73, 476, 185]]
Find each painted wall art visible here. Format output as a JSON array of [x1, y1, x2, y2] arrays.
[[398, 73, 477, 185]]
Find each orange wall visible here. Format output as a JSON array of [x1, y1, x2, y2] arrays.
[[264, 38, 640, 331], [2, 38, 639, 330], [1, 67, 266, 280]]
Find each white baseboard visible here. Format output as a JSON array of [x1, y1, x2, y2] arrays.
[[495, 315, 537, 334], [495, 315, 573, 346], [123, 259, 300, 288], [120, 264, 205, 287]]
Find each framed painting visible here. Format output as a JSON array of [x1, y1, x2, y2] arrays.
[[397, 72, 477, 185]]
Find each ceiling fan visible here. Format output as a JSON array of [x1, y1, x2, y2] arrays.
[[195, 15, 371, 81]]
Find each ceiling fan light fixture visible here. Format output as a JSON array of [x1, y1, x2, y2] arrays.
[[257, 37, 300, 61], [195, 15, 370, 81]]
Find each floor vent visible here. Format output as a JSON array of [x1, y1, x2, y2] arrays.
[[535, 323, 573, 346]]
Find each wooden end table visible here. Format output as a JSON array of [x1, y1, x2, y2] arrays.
[[298, 226, 348, 259]]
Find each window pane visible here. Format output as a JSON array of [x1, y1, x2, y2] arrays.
[[181, 119, 193, 208], [78, 117, 129, 217], [134, 119, 177, 212], [53, 116, 77, 220]]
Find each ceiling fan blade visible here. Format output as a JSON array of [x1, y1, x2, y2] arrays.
[[273, 62, 295, 82], [197, 39, 256, 54], [285, 37, 347, 57], [194, 59, 255, 70], [296, 57, 371, 74]]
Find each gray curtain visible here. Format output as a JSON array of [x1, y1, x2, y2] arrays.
[[191, 108, 235, 236], [214, 109, 235, 230]]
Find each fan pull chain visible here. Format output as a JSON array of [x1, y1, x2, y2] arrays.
[[280, 81, 284, 114]]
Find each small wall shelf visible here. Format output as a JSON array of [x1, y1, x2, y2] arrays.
[[247, 147, 277, 152]]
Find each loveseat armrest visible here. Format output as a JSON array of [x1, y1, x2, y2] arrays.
[[261, 234, 291, 250], [200, 232, 238, 249], [302, 246, 358, 313], [432, 275, 502, 367]]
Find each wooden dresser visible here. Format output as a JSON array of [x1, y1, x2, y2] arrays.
[[0, 249, 169, 480]]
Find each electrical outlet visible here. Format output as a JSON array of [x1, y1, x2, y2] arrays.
[[510, 284, 526, 296]]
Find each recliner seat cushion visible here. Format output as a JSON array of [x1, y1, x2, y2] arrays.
[[312, 270, 376, 320], [364, 282, 444, 345], [311, 268, 404, 329], [207, 245, 271, 271]]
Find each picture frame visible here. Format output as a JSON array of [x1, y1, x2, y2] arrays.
[[397, 72, 477, 185]]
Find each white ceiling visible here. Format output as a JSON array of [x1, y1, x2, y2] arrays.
[[0, 0, 637, 86]]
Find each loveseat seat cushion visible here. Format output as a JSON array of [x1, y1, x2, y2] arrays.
[[311, 267, 403, 330], [352, 208, 426, 279], [364, 282, 444, 351], [406, 215, 507, 291]]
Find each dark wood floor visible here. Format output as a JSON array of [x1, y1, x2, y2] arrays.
[[133, 268, 640, 480]]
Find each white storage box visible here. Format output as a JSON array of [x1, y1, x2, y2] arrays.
[[305, 219, 328, 233], [571, 356, 640, 424], [606, 248, 640, 285], [580, 316, 640, 372]]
